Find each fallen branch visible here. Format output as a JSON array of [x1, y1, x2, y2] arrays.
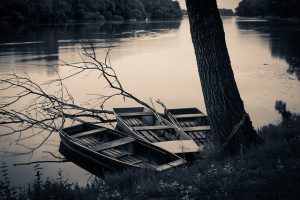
[[14, 160, 68, 166], [0, 41, 155, 154]]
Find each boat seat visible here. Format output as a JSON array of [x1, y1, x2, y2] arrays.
[[117, 112, 153, 117], [131, 160, 144, 165], [80, 137, 103, 146], [119, 156, 143, 165], [134, 125, 174, 131], [139, 130, 161, 142], [172, 113, 206, 119], [101, 149, 131, 158], [156, 159, 185, 171], [71, 128, 107, 138], [181, 126, 211, 132], [91, 137, 135, 151]]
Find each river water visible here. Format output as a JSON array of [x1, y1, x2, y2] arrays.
[[0, 17, 299, 186]]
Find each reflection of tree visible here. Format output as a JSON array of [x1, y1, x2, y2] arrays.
[[237, 19, 300, 80], [0, 21, 181, 62]]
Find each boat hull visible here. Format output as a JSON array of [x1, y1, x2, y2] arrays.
[[60, 132, 133, 171], [59, 123, 186, 172]]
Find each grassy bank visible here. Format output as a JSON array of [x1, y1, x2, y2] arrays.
[[1, 114, 300, 200]]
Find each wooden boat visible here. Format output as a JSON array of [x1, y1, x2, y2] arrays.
[[59, 142, 110, 177], [164, 107, 211, 146], [59, 123, 186, 172], [113, 107, 200, 154]]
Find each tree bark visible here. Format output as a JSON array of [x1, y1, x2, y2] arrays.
[[185, 0, 262, 154]]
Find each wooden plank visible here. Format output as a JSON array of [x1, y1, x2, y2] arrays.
[[188, 132, 196, 139], [139, 131, 158, 143], [101, 149, 115, 157], [119, 155, 143, 165], [129, 158, 143, 165], [105, 149, 119, 157], [102, 149, 129, 158], [179, 122, 187, 128], [89, 137, 103, 145], [134, 125, 174, 131], [80, 138, 95, 146], [126, 118, 134, 125], [121, 156, 131, 162], [173, 113, 206, 119], [194, 139, 204, 146], [187, 121, 195, 126], [114, 152, 130, 158], [134, 131, 146, 140], [91, 137, 135, 151], [124, 118, 134, 126], [132, 118, 142, 126], [185, 121, 204, 140], [76, 139, 90, 147], [181, 126, 211, 132], [84, 138, 98, 145], [126, 156, 136, 162], [155, 159, 185, 171], [184, 122, 191, 127], [72, 128, 106, 138], [135, 118, 144, 124], [148, 130, 164, 142], [118, 112, 153, 117], [192, 132, 203, 139]]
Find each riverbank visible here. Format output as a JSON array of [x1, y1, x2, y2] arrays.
[[1, 112, 299, 200]]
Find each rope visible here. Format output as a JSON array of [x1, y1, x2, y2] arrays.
[[218, 113, 247, 152]]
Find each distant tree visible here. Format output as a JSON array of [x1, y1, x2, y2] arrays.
[[52, 0, 70, 22], [185, 0, 262, 154], [121, 0, 146, 20], [236, 0, 300, 18], [0, 0, 182, 23], [218, 8, 234, 16]]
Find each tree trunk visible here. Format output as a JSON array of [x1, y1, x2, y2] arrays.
[[185, 0, 262, 154]]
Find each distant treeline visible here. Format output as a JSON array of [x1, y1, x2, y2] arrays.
[[236, 0, 300, 18], [0, 0, 182, 23], [181, 9, 234, 16], [218, 9, 234, 16]]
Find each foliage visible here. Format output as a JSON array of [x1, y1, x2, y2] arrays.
[[218, 9, 234, 16], [236, 0, 300, 18], [182, 8, 234, 16], [0, 163, 17, 200], [0, 0, 182, 23]]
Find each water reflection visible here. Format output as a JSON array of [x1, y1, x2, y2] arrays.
[[0, 21, 181, 67], [236, 18, 300, 80]]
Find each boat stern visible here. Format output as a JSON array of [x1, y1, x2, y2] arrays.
[[155, 158, 186, 171], [153, 140, 202, 154]]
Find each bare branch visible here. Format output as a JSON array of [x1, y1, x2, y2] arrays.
[[14, 160, 68, 166], [0, 41, 159, 154]]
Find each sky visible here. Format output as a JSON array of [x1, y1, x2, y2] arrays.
[[178, 0, 240, 10]]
